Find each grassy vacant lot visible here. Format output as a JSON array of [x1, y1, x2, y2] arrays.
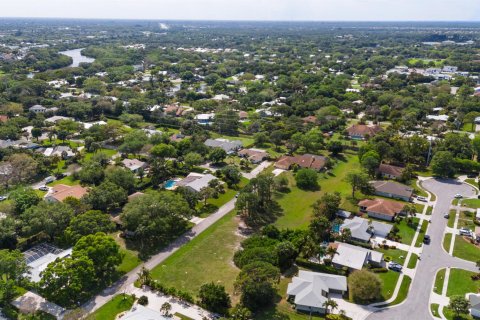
[[414, 220, 429, 247], [86, 294, 135, 320], [150, 211, 241, 301], [443, 233, 452, 252], [434, 269, 446, 294], [446, 269, 479, 297], [274, 152, 361, 230], [453, 235, 480, 262], [210, 132, 255, 147], [462, 198, 480, 209], [83, 149, 118, 161]]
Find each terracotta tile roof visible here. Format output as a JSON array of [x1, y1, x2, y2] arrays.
[[49, 184, 88, 202], [346, 124, 382, 137], [378, 163, 405, 178], [275, 154, 327, 171], [302, 116, 318, 124], [358, 198, 405, 217]]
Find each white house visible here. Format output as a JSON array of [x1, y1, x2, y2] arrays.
[[119, 304, 169, 320], [29, 105, 46, 113], [287, 270, 347, 315], [330, 242, 384, 271], [467, 293, 480, 318], [176, 172, 218, 193]]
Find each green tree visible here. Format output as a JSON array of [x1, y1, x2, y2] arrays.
[[345, 171, 373, 199], [64, 210, 115, 245], [105, 166, 136, 193], [198, 282, 231, 314], [120, 192, 192, 249], [31, 127, 42, 141], [151, 143, 177, 158], [77, 160, 105, 185], [348, 270, 381, 303], [20, 201, 74, 240], [431, 151, 456, 178], [295, 168, 319, 190], [312, 192, 341, 220], [221, 165, 242, 187], [360, 150, 381, 177], [448, 295, 470, 318], [184, 152, 204, 168], [73, 232, 122, 285], [327, 140, 343, 156], [83, 181, 128, 211], [39, 255, 96, 307], [275, 241, 297, 271], [209, 147, 227, 164], [119, 130, 148, 156], [9, 187, 40, 215]]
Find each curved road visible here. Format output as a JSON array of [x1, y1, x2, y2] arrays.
[[367, 178, 477, 320]]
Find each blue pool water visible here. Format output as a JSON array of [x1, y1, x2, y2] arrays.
[[332, 224, 340, 233], [165, 180, 177, 189]]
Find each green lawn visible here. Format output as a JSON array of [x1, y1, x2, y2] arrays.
[[443, 233, 452, 252], [430, 303, 440, 318], [452, 235, 480, 262], [84, 149, 118, 161], [174, 313, 195, 320], [415, 203, 425, 213], [210, 133, 255, 147], [426, 206, 433, 215], [388, 275, 411, 306], [442, 307, 473, 320], [150, 211, 241, 302], [446, 269, 480, 297], [457, 211, 475, 230], [461, 198, 480, 209], [376, 248, 407, 266], [448, 210, 456, 228], [415, 220, 429, 247], [408, 254, 419, 269], [86, 294, 135, 320], [393, 217, 420, 245], [50, 175, 79, 186], [465, 179, 477, 188], [378, 270, 401, 301], [117, 248, 142, 274], [196, 177, 248, 217], [274, 152, 361, 229], [434, 269, 446, 294]]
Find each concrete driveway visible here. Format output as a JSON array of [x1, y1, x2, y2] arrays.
[[367, 178, 477, 320]]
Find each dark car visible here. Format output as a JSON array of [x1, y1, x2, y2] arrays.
[[423, 235, 431, 244]]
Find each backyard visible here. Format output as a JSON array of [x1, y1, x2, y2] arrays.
[[446, 269, 480, 297], [274, 152, 361, 230]]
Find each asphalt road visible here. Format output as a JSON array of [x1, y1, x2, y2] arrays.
[[367, 178, 477, 320]]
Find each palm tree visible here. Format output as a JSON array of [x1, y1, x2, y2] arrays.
[[326, 246, 338, 259], [322, 299, 338, 315], [160, 302, 172, 316], [137, 266, 151, 286]]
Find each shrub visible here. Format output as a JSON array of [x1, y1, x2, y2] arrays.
[[138, 295, 148, 306]]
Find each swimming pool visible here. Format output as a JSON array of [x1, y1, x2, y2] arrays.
[[165, 179, 178, 189], [332, 224, 340, 233]]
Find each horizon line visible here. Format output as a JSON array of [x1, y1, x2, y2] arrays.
[[1, 17, 480, 23]]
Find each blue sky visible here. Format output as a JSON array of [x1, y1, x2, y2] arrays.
[[2, 0, 480, 21]]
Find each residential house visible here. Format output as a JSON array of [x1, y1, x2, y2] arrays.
[[377, 163, 405, 180], [286, 270, 347, 315], [371, 180, 413, 202], [275, 154, 328, 171], [302, 116, 318, 125], [238, 111, 248, 121], [238, 148, 268, 164], [204, 138, 243, 154], [340, 216, 393, 242], [358, 198, 405, 222], [29, 105, 46, 113], [195, 113, 215, 125], [176, 173, 217, 193], [45, 184, 88, 203], [44, 116, 73, 124], [330, 242, 384, 271], [346, 124, 381, 140], [39, 146, 75, 159], [0, 115, 8, 123], [122, 159, 147, 173], [467, 293, 480, 318], [23, 244, 72, 283]]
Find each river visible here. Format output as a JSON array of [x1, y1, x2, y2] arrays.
[[59, 48, 95, 68]]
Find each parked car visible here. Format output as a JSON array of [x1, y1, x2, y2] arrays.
[[454, 194, 463, 199], [44, 176, 55, 184], [459, 228, 472, 236], [423, 235, 431, 244], [443, 213, 449, 219], [0, 196, 7, 201], [388, 261, 403, 272], [417, 196, 428, 202], [38, 186, 49, 191]]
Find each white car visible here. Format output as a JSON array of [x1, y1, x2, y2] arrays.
[[459, 228, 472, 236], [388, 261, 403, 272], [417, 196, 427, 202], [454, 194, 463, 199]]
